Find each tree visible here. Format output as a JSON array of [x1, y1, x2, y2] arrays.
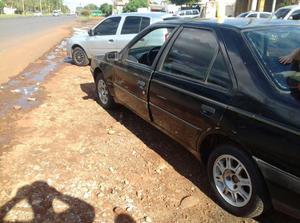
[[0, 0, 4, 14], [99, 3, 112, 16], [123, 0, 148, 12], [84, 3, 98, 11], [169, 0, 196, 5]]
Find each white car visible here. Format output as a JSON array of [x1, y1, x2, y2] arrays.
[[33, 12, 43, 16], [273, 5, 300, 20], [176, 9, 200, 18], [237, 11, 272, 18], [52, 10, 60, 16], [67, 12, 177, 66]]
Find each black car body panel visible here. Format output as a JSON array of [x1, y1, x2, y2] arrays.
[[91, 18, 300, 218]]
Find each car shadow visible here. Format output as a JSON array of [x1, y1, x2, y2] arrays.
[[80, 82, 299, 223], [0, 181, 95, 223]]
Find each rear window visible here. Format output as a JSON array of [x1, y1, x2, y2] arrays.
[[121, 16, 150, 35], [140, 17, 150, 30], [245, 27, 300, 91], [121, 16, 141, 34], [248, 13, 258, 18], [260, 13, 271, 18], [192, 10, 199, 15]]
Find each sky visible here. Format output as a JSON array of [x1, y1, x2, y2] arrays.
[[63, 0, 113, 11]]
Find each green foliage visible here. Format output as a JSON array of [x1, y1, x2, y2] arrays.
[[123, 0, 148, 12], [2, 0, 70, 14], [0, 0, 4, 13], [81, 9, 90, 16], [99, 3, 112, 16], [84, 3, 98, 11], [169, 0, 195, 5]]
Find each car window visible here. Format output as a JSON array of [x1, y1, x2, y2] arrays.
[[140, 17, 150, 31], [161, 28, 218, 81], [179, 12, 184, 16], [260, 13, 271, 18], [238, 12, 249, 17], [245, 27, 300, 91], [274, 8, 290, 19], [192, 10, 199, 15], [186, 10, 193, 15], [121, 16, 141, 34], [291, 9, 300, 20], [127, 28, 174, 66], [248, 13, 257, 18], [94, 17, 121, 36], [207, 51, 232, 89]]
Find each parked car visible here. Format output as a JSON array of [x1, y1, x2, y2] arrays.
[[52, 10, 60, 16], [33, 11, 43, 16], [66, 12, 178, 66], [176, 9, 200, 18], [273, 5, 300, 20], [237, 11, 272, 18], [90, 18, 300, 219]]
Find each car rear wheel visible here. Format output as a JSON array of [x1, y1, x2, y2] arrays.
[[207, 145, 269, 218], [72, 47, 89, 66], [95, 74, 116, 109]]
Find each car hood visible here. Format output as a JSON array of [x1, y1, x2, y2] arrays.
[[72, 28, 90, 38]]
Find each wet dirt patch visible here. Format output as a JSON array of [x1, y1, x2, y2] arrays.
[[0, 39, 69, 118]]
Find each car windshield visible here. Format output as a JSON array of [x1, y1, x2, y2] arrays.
[[244, 27, 300, 91], [274, 8, 290, 19]]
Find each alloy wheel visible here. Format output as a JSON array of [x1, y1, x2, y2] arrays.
[[97, 79, 109, 105], [213, 154, 252, 207]]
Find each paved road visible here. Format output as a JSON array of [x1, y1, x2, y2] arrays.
[[0, 15, 76, 84], [0, 15, 76, 50]]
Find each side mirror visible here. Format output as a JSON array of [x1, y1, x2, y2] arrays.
[[88, 29, 94, 36], [105, 51, 119, 62]]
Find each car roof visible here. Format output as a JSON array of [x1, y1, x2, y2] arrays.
[[109, 12, 172, 19], [277, 5, 300, 10], [157, 18, 300, 30]]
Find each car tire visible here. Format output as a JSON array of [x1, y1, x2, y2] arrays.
[[95, 74, 116, 109], [72, 47, 89, 66], [207, 145, 269, 218]]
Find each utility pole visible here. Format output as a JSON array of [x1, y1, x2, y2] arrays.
[[272, 0, 277, 13]]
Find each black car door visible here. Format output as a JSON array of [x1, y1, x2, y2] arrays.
[[113, 27, 175, 121], [149, 27, 234, 151]]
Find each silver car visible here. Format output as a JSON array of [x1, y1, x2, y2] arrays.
[[237, 11, 272, 19], [67, 12, 177, 66], [273, 5, 300, 20]]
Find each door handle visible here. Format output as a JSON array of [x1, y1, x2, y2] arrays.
[[137, 80, 146, 89], [200, 104, 215, 116], [108, 39, 114, 43]]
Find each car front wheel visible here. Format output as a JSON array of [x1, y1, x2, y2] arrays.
[[207, 145, 269, 218], [72, 47, 89, 66]]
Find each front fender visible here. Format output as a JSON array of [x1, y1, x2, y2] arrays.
[[68, 37, 91, 59]]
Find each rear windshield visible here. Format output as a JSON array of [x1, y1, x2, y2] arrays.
[[244, 27, 300, 91], [274, 8, 290, 19]]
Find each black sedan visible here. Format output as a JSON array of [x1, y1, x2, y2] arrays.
[[90, 18, 300, 219]]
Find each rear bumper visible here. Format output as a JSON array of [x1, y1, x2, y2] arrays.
[[254, 157, 300, 219]]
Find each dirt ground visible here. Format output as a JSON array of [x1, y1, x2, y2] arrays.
[[0, 28, 298, 223]]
